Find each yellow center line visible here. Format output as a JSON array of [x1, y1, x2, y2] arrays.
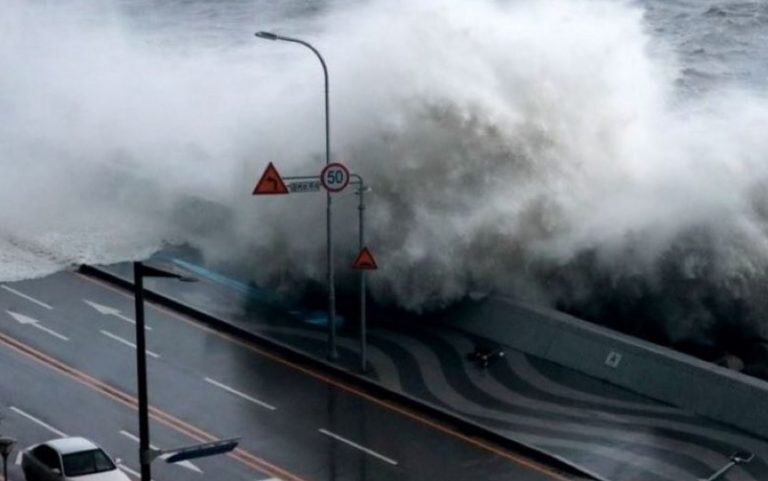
[[0, 330, 307, 481], [76, 272, 576, 481]]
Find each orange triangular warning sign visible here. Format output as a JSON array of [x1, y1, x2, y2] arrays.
[[353, 247, 378, 270], [253, 162, 289, 195]]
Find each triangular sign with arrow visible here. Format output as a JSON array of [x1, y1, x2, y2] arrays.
[[352, 247, 378, 270], [253, 162, 289, 195]]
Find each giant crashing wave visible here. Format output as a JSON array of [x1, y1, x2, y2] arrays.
[[3, 0, 768, 370]]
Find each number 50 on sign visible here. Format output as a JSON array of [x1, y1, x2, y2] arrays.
[[321, 163, 350, 193]]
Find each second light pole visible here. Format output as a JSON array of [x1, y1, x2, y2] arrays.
[[255, 31, 338, 360]]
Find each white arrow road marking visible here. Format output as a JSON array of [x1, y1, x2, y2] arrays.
[[7, 311, 69, 341], [318, 429, 398, 465], [101, 330, 159, 359], [204, 377, 277, 411], [84, 300, 151, 330], [1, 285, 53, 310], [119, 431, 202, 474], [10, 407, 67, 437]]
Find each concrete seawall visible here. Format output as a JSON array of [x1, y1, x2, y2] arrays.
[[446, 296, 768, 439]]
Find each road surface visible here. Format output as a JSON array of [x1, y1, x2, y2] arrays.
[[0, 271, 575, 481]]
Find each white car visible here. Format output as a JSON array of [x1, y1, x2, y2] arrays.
[[22, 437, 130, 481]]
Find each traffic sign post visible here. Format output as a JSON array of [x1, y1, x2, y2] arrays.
[[254, 31, 339, 361], [351, 174, 374, 373], [253, 164, 375, 373]]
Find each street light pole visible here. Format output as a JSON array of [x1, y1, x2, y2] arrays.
[[133, 262, 151, 481], [133, 261, 194, 481], [255, 31, 338, 360]]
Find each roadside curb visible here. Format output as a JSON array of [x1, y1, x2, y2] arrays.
[[79, 264, 601, 481]]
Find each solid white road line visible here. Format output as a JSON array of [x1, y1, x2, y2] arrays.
[[101, 330, 160, 359], [119, 430, 142, 443], [15, 451, 22, 465], [10, 406, 67, 437], [1, 285, 53, 310], [318, 428, 398, 466], [204, 377, 277, 411], [119, 431, 202, 474]]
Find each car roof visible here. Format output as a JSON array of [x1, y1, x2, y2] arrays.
[[45, 437, 99, 455]]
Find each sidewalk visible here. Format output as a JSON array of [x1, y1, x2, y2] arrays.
[[90, 259, 768, 481]]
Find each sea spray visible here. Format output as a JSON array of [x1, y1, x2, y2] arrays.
[[3, 0, 768, 356]]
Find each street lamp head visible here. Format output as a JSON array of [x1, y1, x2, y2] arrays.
[[255, 31, 279, 41], [136, 262, 196, 283], [0, 436, 17, 457]]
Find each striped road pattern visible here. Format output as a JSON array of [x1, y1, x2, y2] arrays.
[[257, 324, 768, 481]]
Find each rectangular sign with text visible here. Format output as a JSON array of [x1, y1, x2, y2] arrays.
[[288, 180, 322, 193]]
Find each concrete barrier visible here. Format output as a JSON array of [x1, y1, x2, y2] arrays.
[[445, 296, 768, 438]]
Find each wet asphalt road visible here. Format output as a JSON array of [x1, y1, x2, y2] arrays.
[[0, 271, 570, 481]]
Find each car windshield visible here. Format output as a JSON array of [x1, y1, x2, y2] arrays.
[[62, 449, 115, 477]]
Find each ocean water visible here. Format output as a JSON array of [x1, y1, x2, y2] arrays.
[[2, 0, 768, 362]]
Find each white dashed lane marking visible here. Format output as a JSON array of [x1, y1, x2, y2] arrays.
[[101, 330, 159, 358], [318, 428, 398, 466], [1, 285, 53, 310], [204, 377, 277, 411], [10, 406, 67, 437]]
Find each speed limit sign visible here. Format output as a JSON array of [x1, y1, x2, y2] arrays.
[[320, 163, 350, 193]]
